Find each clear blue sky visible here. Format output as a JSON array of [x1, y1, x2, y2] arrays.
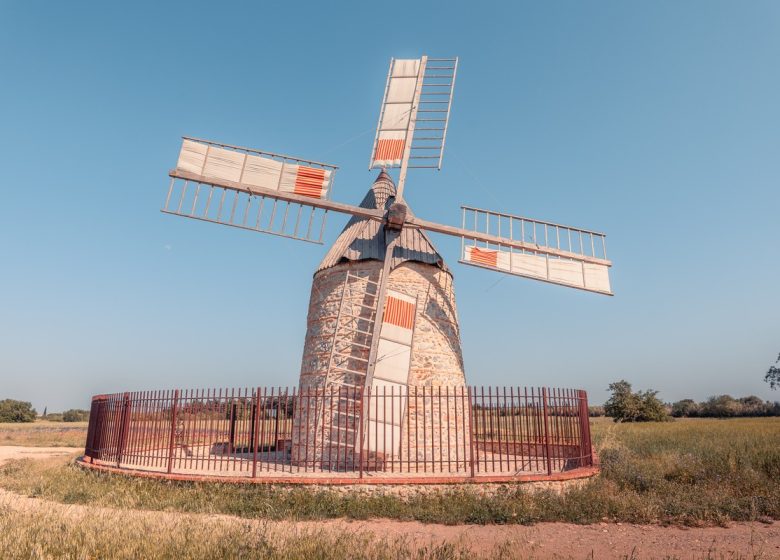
[[1, 1, 778, 412]]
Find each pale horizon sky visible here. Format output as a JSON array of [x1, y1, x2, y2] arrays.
[[1, 1, 778, 412]]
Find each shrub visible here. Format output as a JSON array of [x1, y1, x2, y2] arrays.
[[671, 399, 699, 418], [700, 395, 741, 418], [588, 406, 605, 417], [0, 400, 37, 423], [604, 380, 669, 423], [62, 409, 90, 422]]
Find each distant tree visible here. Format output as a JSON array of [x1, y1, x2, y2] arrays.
[[766, 353, 780, 390], [0, 399, 37, 423], [588, 405, 606, 417], [738, 396, 766, 417], [62, 409, 90, 422], [700, 395, 741, 417], [671, 399, 699, 418], [604, 380, 669, 422]]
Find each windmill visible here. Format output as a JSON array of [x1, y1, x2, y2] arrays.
[[162, 56, 612, 470]]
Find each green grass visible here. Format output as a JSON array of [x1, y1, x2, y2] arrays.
[[0, 420, 88, 447], [1, 417, 778, 527]]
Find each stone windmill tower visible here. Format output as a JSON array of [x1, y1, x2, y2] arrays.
[[292, 171, 466, 469], [299, 169, 465, 392], [162, 55, 613, 471]]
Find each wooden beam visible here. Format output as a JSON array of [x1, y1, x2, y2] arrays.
[[169, 170, 386, 222]]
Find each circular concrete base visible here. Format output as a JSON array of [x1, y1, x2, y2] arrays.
[[76, 456, 599, 495]]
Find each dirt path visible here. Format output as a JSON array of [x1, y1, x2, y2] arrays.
[[1, 447, 778, 559]]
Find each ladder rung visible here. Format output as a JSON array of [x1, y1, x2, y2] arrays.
[[338, 408, 362, 415], [339, 320, 375, 331], [335, 340, 371, 350], [333, 352, 369, 363], [346, 272, 380, 285], [327, 379, 363, 388], [344, 301, 378, 312], [330, 425, 357, 432], [329, 366, 368, 377]]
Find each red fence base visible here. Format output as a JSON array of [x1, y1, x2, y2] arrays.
[[82, 385, 597, 483]]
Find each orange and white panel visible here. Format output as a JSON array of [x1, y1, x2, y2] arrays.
[[278, 164, 332, 199], [373, 131, 407, 167], [462, 244, 612, 294], [378, 290, 416, 345], [174, 140, 331, 199], [463, 246, 510, 271], [371, 58, 421, 168], [365, 290, 417, 456]]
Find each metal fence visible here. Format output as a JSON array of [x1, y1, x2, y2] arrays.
[[83, 386, 593, 482]]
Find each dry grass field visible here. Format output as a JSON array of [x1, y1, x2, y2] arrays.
[[0, 420, 87, 447], [0, 417, 778, 558]]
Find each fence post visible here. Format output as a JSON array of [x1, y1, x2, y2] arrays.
[[84, 397, 100, 460], [167, 389, 180, 475], [90, 398, 105, 461], [467, 386, 476, 479], [542, 387, 553, 476], [579, 390, 593, 466], [358, 386, 369, 479], [116, 393, 132, 468], [273, 391, 281, 449], [251, 389, 260, 478], [228, 402, 238, 454]]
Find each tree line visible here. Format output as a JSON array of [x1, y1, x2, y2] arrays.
[[0, 400, 89, 423], [589, 380, 780, 422]]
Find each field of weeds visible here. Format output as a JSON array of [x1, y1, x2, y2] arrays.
[[1, 417, 778, 527], [0, 421, 88, 447], [0, 501, 504, 560]]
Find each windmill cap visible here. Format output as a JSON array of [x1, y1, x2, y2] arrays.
[[315, 171, 449, 274]]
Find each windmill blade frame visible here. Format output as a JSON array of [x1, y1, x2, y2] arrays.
[[405, 209, 613, 296], [163, 137, 384, 244]]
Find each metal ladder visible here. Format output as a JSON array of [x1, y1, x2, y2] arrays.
[[321, 271, 383, 461]]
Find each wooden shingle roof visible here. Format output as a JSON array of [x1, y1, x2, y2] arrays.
[[316, 171, 448, 274]]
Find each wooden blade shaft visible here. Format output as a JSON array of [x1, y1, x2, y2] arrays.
[[170, 169, 385, 222]]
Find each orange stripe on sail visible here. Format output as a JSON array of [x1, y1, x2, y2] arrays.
[[384, 296, 415, 330], [469, 247, 498, 268], [293, 166, 326, 198], [374, 139, 405, 163]]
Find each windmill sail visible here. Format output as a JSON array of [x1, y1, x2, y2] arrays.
[[175, 138, 334, 199], [369, 57, 458, 171], [163, 137, 386, 244], [364, 289, 418, 456], [456, 206, 612, 295]]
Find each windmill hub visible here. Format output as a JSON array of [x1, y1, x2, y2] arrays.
[[385, 201, 407, 231]]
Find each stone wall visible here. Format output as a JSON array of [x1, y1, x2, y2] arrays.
[[291, 259, 471, 470]]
